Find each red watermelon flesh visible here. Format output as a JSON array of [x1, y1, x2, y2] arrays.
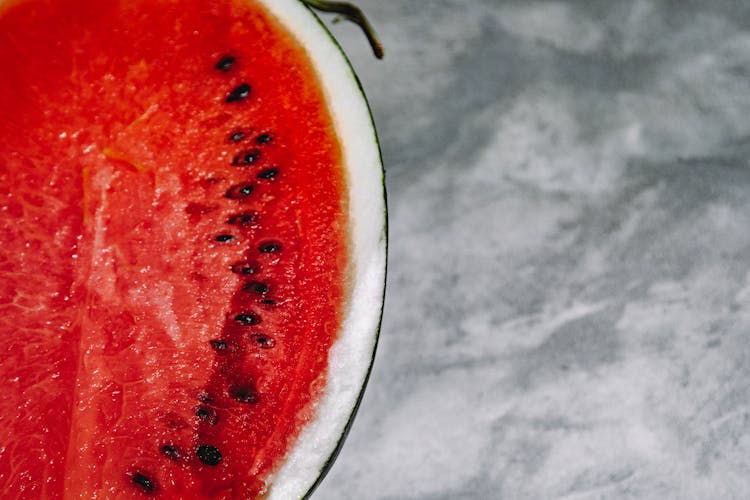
[[0, 0, 350, 497]]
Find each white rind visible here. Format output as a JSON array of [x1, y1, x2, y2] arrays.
[[253, 0, 386, 498]]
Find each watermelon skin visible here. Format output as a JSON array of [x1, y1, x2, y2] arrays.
[[0, 0, 386, 497]]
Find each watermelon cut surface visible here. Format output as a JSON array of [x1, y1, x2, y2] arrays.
[[0, 0, 386, 497]]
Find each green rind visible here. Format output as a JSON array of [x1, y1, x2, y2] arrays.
[[294, 2, 387, 498]]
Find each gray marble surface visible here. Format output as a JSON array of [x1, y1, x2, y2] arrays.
[[315, 2, 750, 499]]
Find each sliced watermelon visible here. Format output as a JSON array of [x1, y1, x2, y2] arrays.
[[0, 0, 386, 497]]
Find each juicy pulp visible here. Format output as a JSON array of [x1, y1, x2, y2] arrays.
[[0, 0, 352, 497]]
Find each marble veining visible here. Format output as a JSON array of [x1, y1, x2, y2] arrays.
[[315, 1, 750, 498]]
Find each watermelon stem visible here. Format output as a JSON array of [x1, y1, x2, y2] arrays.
[[301, 0, 384, 59]]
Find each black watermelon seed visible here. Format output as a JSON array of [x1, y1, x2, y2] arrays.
[[214, 55, 236, 72], [258, 241, 282, 253], [225, 83, 251, 103], [255, 133, 273, 144], [227, 211, 258, 226], [257, 168, 279, 180], [131, 472, 157, 494], [227, 129, 246, 143], [229, 384, 258, 404], [231, 149, 261, 166], [230, 261, 259, 275], [243, 281, 269, 295], [209, 339, 230, 352], [234, 313, 260, 325], [196, 445, 222, 466], [261, 299, 276, 306], [250, 333, 275, 348], [196, 406, 219, 425], [225, 183, 254, 199], [215, 234, 235, 243], [161, 445, 182, 461]]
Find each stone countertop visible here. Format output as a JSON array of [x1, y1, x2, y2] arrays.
[[315, 2, 750, 498]]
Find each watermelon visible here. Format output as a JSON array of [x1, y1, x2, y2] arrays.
[[0, 0, 386, 497]]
